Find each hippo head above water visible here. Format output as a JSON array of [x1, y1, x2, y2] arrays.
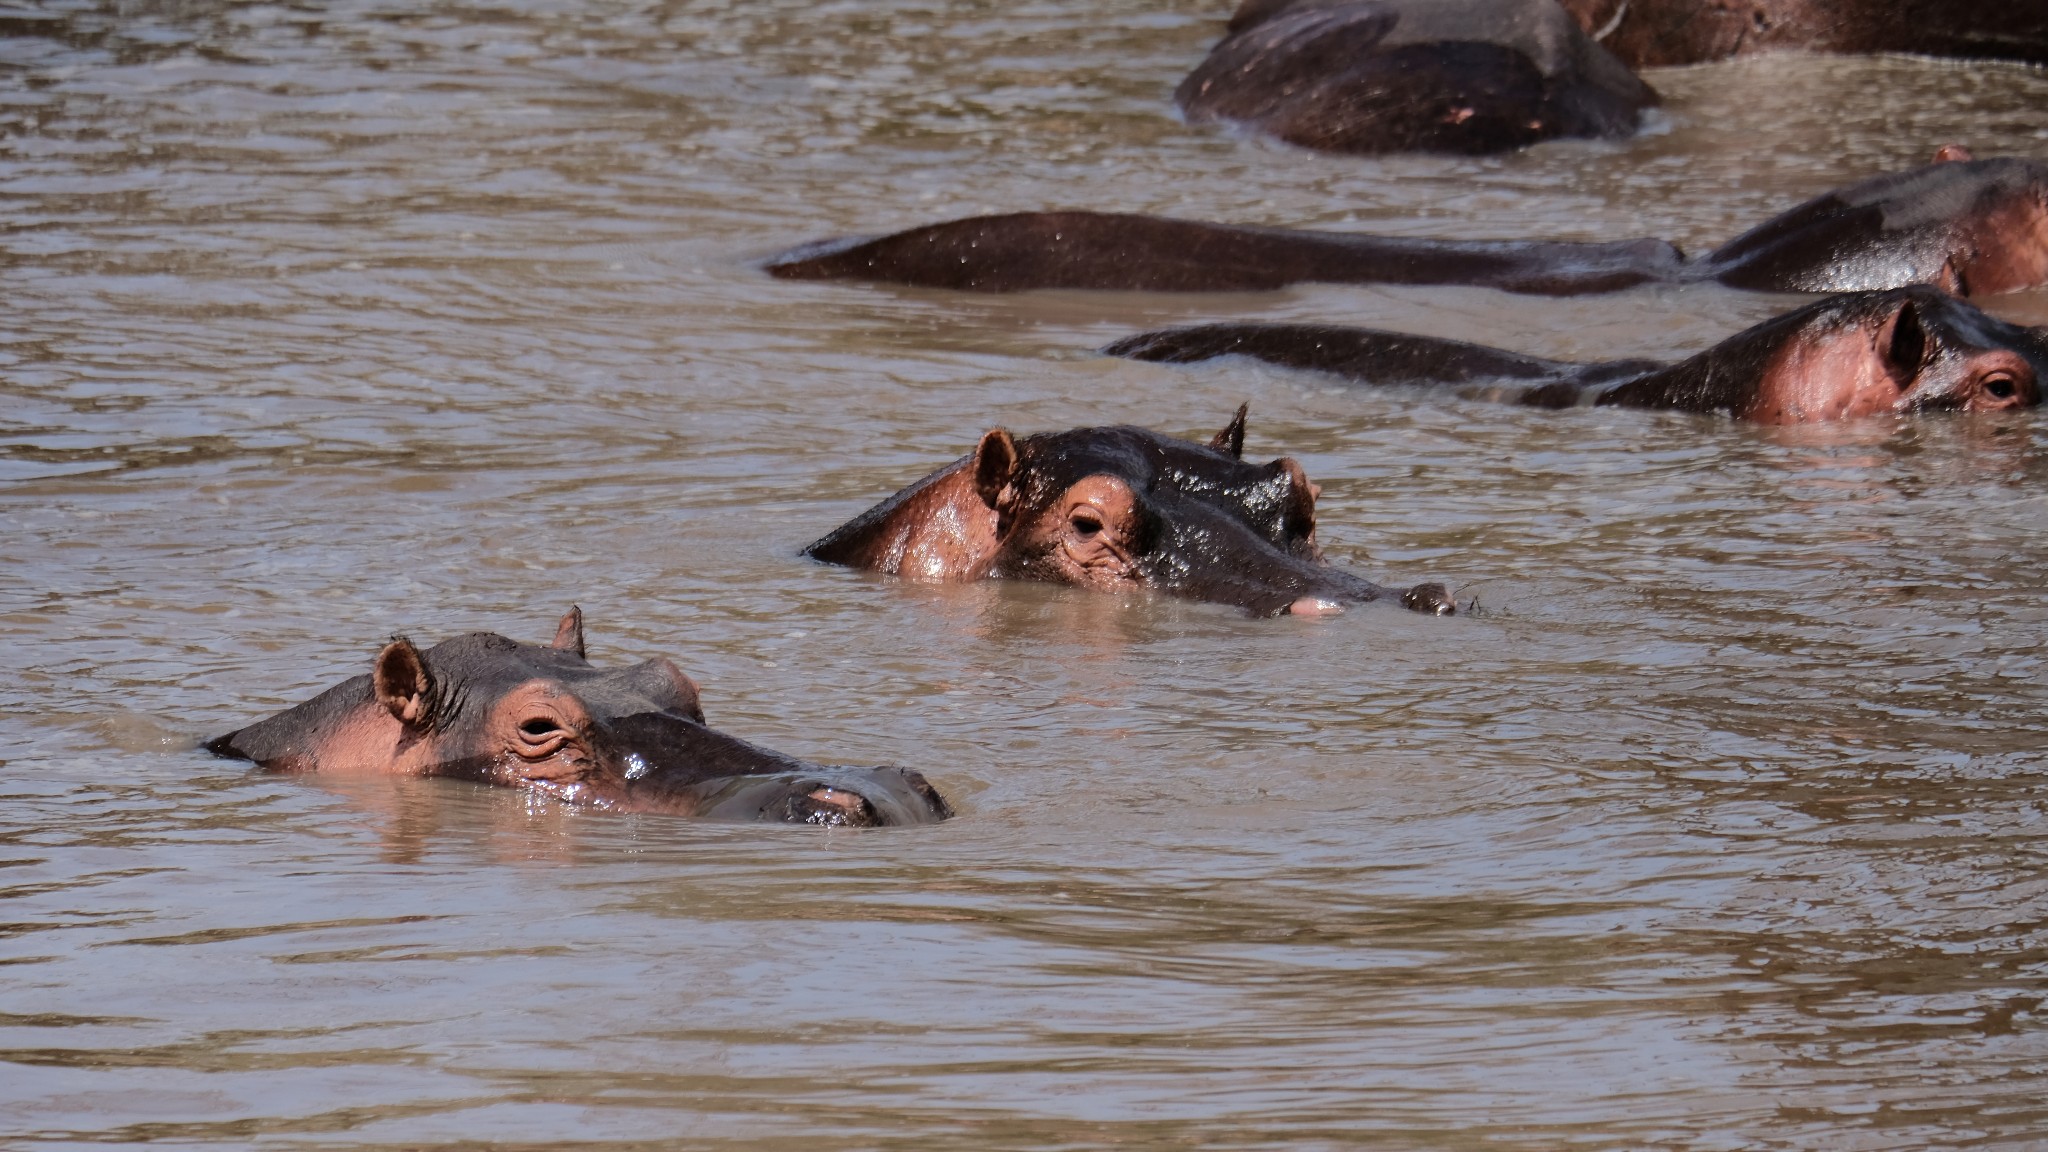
[[1109, 286, 2044, 425], [805, 408, 1453, 618], [1598, 285, 2047, 422], [206, 608, 951, 826]]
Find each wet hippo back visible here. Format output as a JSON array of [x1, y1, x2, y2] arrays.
[[1178, 0, 1656, 154], [766, 211, 1684, 295], [1557, 0, 2048, 67]]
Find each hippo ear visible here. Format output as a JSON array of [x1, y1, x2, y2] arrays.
[[972, 428, 1019, 510], [1881, 298, 1928, 384], [1209, 403, 1249, 459], [550, 605, 586, 659], [373, 638, 436, 729], [1277, 457, 1319, 541], [1933, 143, 1974, 164]]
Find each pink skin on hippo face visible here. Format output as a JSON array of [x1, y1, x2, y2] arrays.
[[1729, 292, 2041, 423], [206, 608, 951, 827], [805, 409, 1453, 618], [1594, 287, 2043, 424], [1179, 0, 1657, 155]]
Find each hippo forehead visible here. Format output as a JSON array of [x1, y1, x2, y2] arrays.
[[1857, 286, 2048, 357], [1914, 291, 2048, 359], [423, 632, 690, 721], [1011, 426, 1305, 531]]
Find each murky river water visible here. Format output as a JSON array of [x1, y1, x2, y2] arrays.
[[4, 2, 2047, 1147]]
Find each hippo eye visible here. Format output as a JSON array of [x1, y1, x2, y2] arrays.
[[520, 718, 562, 737], [1984, 375, 2017, 399], [1070, 510, 1103, 536]]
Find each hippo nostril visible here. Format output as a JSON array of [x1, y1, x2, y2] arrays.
[[514, 714, 572, 760]]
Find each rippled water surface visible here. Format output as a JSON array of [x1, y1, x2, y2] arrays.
[[5, 2, 2048, 1147]]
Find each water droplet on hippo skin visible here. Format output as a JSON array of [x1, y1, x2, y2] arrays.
[[624, 754, 650, 780]]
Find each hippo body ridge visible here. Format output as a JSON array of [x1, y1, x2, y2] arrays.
[[769, 156, 2048, 301], [1107, 286, 2046, 425]]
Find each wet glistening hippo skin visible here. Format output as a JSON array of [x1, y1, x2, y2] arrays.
[[206, 608, 952, 827], [805, 409, 1454, 618], [1107, 286, 2045, 425], [1182, 0, 2045, 156], [1176, 0, 1657, 155], [1556, 0, 2048, 68], [767, 150, 2048, 300]]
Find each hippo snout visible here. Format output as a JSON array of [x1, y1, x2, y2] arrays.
[[1402, 583, 1457, 616], [685, 767, 953, 827]]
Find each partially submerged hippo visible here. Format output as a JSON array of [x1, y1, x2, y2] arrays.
[[1107, 286, 2045, 424], [805, 410, 1454, 617], [1178, 0, 1657, 155], [771, 212, 1684, 295], [1557, 0, 2048, 68], [207, 608, 952, 827], [1703, 150, 2048, 298], [767, 151, 2048, 300]]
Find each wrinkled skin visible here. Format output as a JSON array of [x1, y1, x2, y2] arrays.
[[1557, 0, 2048, 67], [1108, 286, 2046, 425], [805, 409, 1454, 618], [1178, 0, 1656, 155], [766, 151, 2048, 300], [206, 608, 952, 827]]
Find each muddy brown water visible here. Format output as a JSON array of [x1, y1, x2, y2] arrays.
[[3, 2, 2047, 1148]]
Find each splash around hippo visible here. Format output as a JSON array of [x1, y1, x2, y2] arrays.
[[805, 409, 1454, 618], [207, 608, 952, 827], [1108, 286, 2045, 425]]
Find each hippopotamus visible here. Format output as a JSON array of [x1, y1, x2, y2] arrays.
[[1177, 0, 1657, 155], [206, 608, 952, 827], [1701, 150, 2048, 298], [770, 213, 1685, 296], [1556, 0, 2048, 68], [1107, 286, 2045, 424], [768, 151, 2048, 300], [805, 410, 1455, 617]]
